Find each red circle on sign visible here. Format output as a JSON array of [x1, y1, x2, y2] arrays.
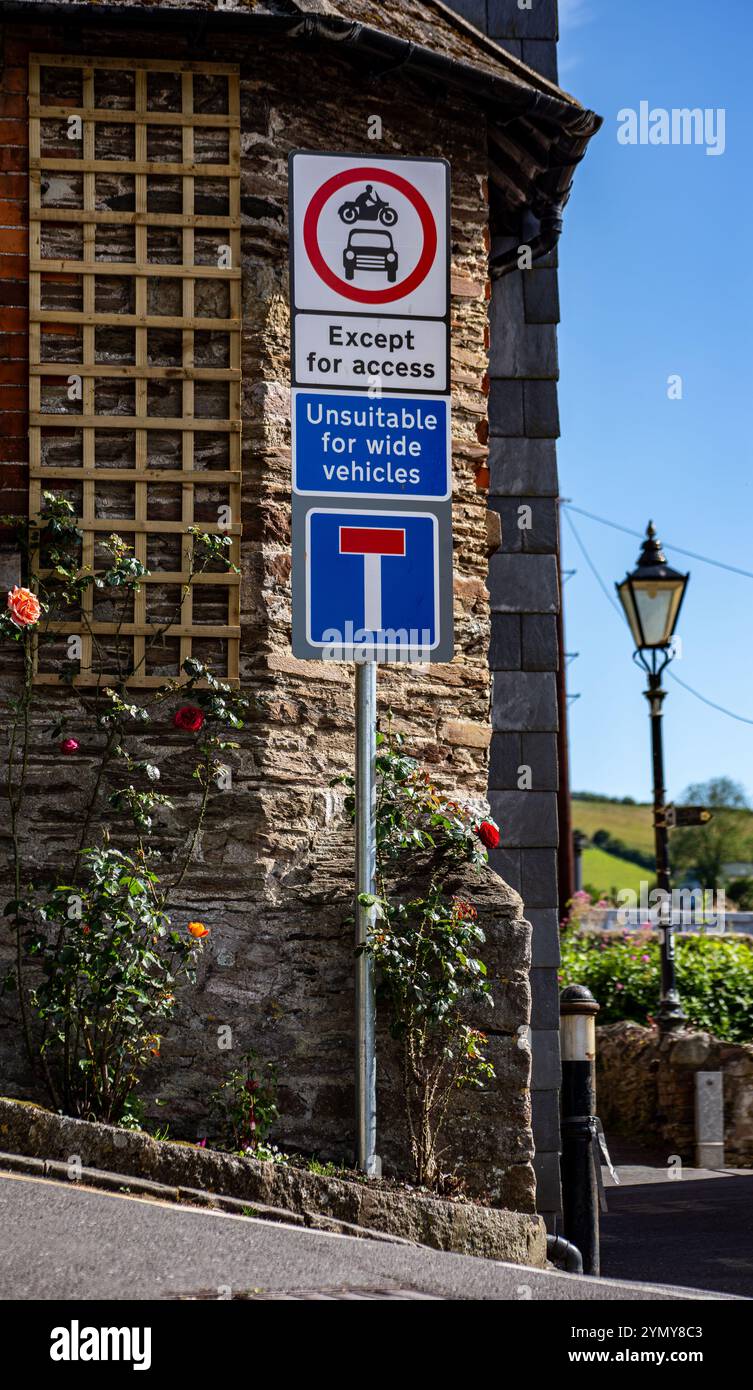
[[302, 165, 438, 305]]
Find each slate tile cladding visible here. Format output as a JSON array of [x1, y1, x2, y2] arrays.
[[0, 11, 536, 1208], [445, 0, 565, 1223]]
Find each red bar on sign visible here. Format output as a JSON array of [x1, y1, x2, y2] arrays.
[[339, 526, 406, 557]]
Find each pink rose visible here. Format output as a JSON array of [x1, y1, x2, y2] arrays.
[[60, 738, 79, 755], [7, 586, 41, 628]]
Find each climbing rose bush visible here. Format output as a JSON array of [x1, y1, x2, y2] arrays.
[[337, 725, 498, 1189]]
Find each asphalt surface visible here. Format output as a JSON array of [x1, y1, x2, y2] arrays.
[[0, 1169, 729, 1301], [601, 1169, 753, 1299]]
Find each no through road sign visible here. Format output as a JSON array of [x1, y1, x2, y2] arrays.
[[289, 151, 453, 663]]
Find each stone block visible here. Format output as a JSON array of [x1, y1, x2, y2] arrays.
[[521, 848, 559, 908], [488, 0, 558, 40], [489, 844, 522, 894], [524, 379, 560, 437], [531, 1029, 562, 1090], [440, 719, 491, 749], [528, 908, 561, 968], [488, 273, 558, 377], [492, 669, 558, 731], [489, 790, 559, 848], [487, 497, 558, 554], [523, 268, 560, 324], [530, 966, 561, 1029], [532, 1150, 563, 1219], [488, 553, 559, 614], [489, 731, 522, 789], [488, 436, 558, 495], [489, 378, 524, 436], [522, 613, 559, 670], [531, 1087, 561, 1152], [489, 613, 521, 670], [521, 731, 559, 790]]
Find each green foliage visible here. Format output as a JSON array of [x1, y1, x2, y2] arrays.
[[209, 1051, 279, 1153], [338, 725, 496, 1189], [728, 877, 753, 911], [670, 779, 753, 889], [28, 846, 204, 1122], [559, 926, 753, 1043]]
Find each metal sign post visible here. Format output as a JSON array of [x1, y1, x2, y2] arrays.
[[354, 658, 377, 1175]]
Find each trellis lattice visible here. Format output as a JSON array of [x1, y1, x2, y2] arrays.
[[28, 54, 242, 686]]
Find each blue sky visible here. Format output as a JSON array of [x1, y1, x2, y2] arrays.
[[555, 0, 753, 803]]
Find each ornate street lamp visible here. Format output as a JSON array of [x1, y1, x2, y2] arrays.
[[616, 522, 690, 1033]]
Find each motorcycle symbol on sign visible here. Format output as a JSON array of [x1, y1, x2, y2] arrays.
[[338, 184, 398, 226], [338, 185, 400, 283]]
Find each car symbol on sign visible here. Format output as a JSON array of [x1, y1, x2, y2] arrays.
[[343, 229, 399, 283]]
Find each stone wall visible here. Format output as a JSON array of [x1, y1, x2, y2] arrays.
[[597, 1022, 753, 1167], [443, 0, 564, 1225], [0, 13, 536, 1208]]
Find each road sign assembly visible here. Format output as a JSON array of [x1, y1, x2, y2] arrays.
[[288, 151, 453, 1177], [289, 151, 452, 665]]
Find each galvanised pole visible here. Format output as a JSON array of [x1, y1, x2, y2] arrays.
[[354, 658, 377, 1174]]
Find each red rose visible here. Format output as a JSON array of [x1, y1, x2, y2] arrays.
[[60, 738, 79, 755], [476, 820, 500, 850], [174, 705, 205, 733]]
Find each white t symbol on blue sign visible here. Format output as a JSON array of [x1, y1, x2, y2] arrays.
[[306, 510, 438, 651]]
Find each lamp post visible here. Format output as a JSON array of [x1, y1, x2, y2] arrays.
[[616, 522, 690, 1034]]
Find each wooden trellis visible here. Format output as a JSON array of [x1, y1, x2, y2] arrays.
[[27, 54, 242, 686]]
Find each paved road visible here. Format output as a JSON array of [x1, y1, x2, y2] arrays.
[[597, 1138, 753, 1299], [601, 1171, 753, 1299], [0, 1169, 728, 1301]]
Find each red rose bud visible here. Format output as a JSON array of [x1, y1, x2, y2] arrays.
[[476, 820, 500, 849], [60, 738, 79, 755], [173, 705, 205, 733]]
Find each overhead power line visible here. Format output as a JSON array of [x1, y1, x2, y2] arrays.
[[562, 502, 753, 582]]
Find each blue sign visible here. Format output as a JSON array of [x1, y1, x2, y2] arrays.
[[293, 390, 450, 500], [306, 509, 439, 652]]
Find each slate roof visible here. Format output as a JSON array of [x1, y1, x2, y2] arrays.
[[0, 0, 602, 264]]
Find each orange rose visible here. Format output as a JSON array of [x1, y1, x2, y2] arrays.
[[187, 921, 210, 939], [7, 586, 41, 628]]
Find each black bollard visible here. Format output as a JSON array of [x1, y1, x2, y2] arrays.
[[560, 983, 601, 1275]]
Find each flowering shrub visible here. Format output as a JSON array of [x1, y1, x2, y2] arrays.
[[27, 846, 206, 1123], [338, 726, 499, 1189], [1, 496, 248, 1122], [209, 1052, 279, 1153], [559, 924, 753, 1042]]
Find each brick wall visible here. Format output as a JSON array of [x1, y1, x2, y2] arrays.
[[0, 15, 537, 1209]]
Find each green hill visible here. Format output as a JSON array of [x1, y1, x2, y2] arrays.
[[581, 846, 653, 899], [572, 798, 654, 856]]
